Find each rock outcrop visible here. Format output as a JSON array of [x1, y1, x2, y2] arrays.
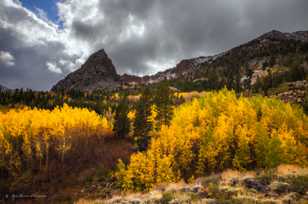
[[275, 80, 308, 104], [52, 49, 120, 92]]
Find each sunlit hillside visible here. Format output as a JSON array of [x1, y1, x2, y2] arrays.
[[116, 89, 308, 191], [0, 88, 307, 203], [0, 105, 133, 200]]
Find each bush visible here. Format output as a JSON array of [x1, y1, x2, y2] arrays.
[[280, 175, 308, 195], [256, 170, 276, 185], [161, 192, 174, 204]]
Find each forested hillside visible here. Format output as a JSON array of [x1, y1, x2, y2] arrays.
[[1, 88, 307, 203], [116, 89, 307, 191], [2, 0, 308, 202], [0, 31, 307, 203]]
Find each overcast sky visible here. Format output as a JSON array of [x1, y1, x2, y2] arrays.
[[0, 0, 308, 90]]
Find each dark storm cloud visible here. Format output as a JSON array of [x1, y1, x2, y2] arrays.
[[71, 0, 308, 75], [1, 0, 308, 89], [0, 22, 80, 89], [0, 25, 68, 90], [0, 0, 83, 90]]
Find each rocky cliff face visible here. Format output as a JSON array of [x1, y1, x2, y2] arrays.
[[52, 49, 120, 92]]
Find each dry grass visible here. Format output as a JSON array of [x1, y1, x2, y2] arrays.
[[79, 165, 308, 204], [127, 91, 208, 103], [176, 91, 207, 101], [219, 165, 308, 185], [220, 169, 256, 185], [75, 198, 104, 204], [127, 94, 140, 103], [158, 181, 188, 192], [276, 164, 308, 177]]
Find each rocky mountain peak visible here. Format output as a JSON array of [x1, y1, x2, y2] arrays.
[[51, 49, 120, 92], [91, 49, 108, 58], [257, 30, 308, 42], [258, 30, 290, 42], [80, 49, 118, 78]]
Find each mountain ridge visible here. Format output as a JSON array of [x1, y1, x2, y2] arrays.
[[121, 30, 308, 86], [52, 30, 308, 92]]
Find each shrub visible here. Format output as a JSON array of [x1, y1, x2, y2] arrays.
[[280, 175, 308, 195], [161, 192, 174, 204]]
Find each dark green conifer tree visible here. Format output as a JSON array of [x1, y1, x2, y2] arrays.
[[113, 93, 130, 138], [153, 83, 174, 130], [134, 87, 153, 151]]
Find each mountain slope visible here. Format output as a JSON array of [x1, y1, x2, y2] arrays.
[[121, 30, 308, 94], [52, 30, 308, 96], [52, 49, 120, 92]]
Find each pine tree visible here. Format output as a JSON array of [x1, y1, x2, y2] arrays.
[[113, 93, 130, 138], [153, 84, 174, 130], [134, 87, 153, 151]]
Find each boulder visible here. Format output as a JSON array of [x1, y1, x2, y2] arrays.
[[270, 181, 290, 194], [243, 178, 269, 193]]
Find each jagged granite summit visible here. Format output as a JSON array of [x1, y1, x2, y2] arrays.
[[52, 49, 120, 92]]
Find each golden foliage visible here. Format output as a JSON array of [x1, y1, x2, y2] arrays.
[[0, 104, 112, 176], [118, 89, 308, 190]]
